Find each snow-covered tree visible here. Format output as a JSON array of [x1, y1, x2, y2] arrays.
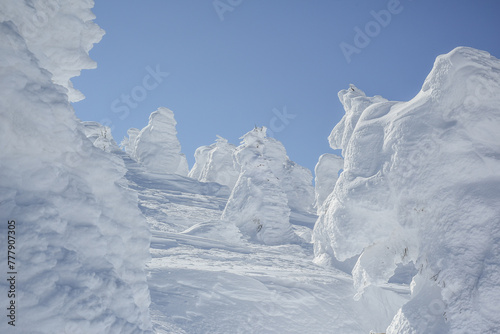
[[124, 107, 189, 175], [0, 1, 152, 332], [189, 136, 240, 189], [314, 48, 500, 333], [221, 127, 299, 245]]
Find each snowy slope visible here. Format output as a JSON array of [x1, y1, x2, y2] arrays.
[[120, 154, 408, 334], [314, 47, 500, 333], [0, 2, 152, 333], [84, 124, 405, 333], [3, 1, 499, 332]]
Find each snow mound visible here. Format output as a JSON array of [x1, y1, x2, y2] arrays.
[[0, 3, 152, 333], [188, 136, 240, 189], [123, 107, 189, 176], [314, 153, 344, 210], [181, 220, 243, 244], [314, 47, 500, 333], [279, 157, 315, 214]]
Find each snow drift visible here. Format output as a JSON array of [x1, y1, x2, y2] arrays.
[[0, 1, 152, 333], [314, 47, 500, 333], [122, 107, 189, 176]]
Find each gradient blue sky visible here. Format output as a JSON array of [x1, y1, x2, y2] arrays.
[[73, 0, 500, 173]]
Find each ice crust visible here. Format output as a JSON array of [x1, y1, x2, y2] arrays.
[[314, 47, 500, 333]]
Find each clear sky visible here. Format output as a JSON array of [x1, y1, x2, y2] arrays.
[[72, 0, 500, 173]]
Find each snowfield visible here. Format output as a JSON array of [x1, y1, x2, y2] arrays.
[[1, 0, 499, 333]]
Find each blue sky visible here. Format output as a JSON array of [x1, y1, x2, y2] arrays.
[[73, 0, 500, 173]]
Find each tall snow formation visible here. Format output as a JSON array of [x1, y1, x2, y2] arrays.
[[0, 2, 153, 333], [188, 136, 240, 189], [123, 107, 189, 176], [313, 153, 344, 210], [279, 153, 316, 213], [120, 127, 140, 156], [222, 127, 313, 245], [0, 0, 103, 102], [314, 47, 500, 333]]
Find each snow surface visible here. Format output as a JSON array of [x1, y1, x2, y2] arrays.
[[188, 136, 240, 189], [121, 149, 408, 333], [82, 121, 122, 154], [314, 47, 500, 333], [221, 127, 316, 245], [2, 1, 499, 332], [314, 153, 344, 211], [0, 0, 104, 102], [123, 107, 189, 176], [0, 1, 152, 333]]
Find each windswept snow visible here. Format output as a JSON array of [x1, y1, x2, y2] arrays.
[[221, 127, 316, 245], [221, 127, 298, 245], [122, 153, 408, 334], [82, 121, 122, 154], [0, 1, 152, 333], [314, 153, 344, 211], [123, 107, 189, 176], [2, 0, 499, 332], [188, 136, 240, 189], [314, 47, 500, 333], [0, 0, 104, 102]]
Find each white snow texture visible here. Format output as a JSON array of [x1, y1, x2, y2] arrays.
[[0, 1, 152, 333], [188, 136, 240, 189], [123, 107, 189, 176], [2, 1, 500, 332], [314, 47, 500, 333], [220, 127, 316, 245], [314, 153, 344, 210]]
